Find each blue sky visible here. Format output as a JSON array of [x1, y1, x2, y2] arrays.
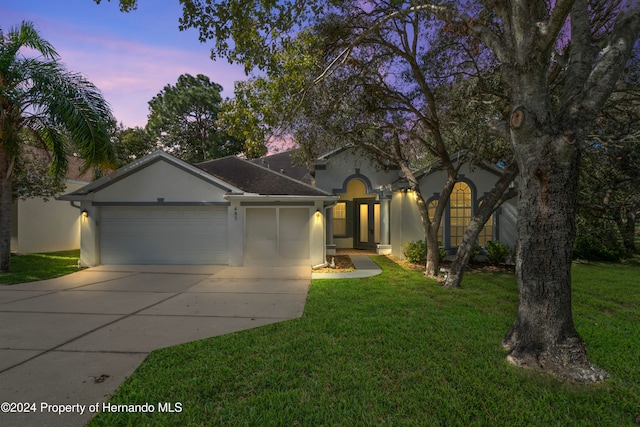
[[0, 0, 246, 128]]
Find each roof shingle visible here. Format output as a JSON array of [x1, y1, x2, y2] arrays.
[[197, 156, 330, 196], [250, 150, 313, 184]]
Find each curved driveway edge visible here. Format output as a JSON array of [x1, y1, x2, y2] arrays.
[[0, 265, 310, 427]]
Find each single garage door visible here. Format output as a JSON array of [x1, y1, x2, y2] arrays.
[[245, 207, 310, 266], [100, 207, 228, 264]]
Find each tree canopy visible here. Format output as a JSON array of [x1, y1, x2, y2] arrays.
[[111, 124, 156, 167], [146, 73, 256, 163]]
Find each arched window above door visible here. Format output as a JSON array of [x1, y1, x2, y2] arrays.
[[332, 179, 368, 238], [449, 182, 473, 246]]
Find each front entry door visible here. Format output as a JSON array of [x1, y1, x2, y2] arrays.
[[355, 199, 380, 250]]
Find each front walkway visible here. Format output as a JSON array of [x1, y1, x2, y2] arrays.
[[0, 265, 310, 427]]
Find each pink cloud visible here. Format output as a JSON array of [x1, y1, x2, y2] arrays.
[[2, 7, 246, 128], [56, 36, 245, 128]]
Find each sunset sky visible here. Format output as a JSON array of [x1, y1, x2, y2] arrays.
[[0, 0, 247, 128]]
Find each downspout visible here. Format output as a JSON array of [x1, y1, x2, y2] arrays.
[[68, 201, 83, 211]]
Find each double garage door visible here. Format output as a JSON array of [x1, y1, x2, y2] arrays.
[[244, 207, 311, 266], [99, 207, 228, 265]]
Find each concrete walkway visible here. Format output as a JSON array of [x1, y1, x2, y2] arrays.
[[0, 265, 310, 427], [312, 254, 382, 279]]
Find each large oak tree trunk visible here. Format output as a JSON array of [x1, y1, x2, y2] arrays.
[[422, 0, 640, 383], [502, 132, 608, 382]]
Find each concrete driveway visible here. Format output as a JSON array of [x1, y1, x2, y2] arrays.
[[0, 265, 310, 427]]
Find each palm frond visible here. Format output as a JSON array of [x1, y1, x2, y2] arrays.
[[2, 21, 58, 62], [23, 63, 116, 172], [21, 119, 68, 179]]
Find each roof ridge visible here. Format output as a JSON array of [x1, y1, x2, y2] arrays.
[[242, 156, 331, 196], [194, 154, 242, 166]]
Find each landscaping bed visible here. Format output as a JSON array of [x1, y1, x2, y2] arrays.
[[312, 255, 355, 273]]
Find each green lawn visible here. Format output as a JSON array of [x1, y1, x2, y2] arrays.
[[89, 256, 640, 426], [0, 250, 81, 285]]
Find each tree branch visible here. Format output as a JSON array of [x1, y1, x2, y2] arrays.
[[536, 0, 576, 54], [314, 1, 507, 85], [572, 5, 640, 126]]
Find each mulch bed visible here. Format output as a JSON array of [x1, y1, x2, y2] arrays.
[[390, 255, 515, 274], [313, 255, 355, 273], [313, 254, 515, 275], [458, 261, 516, 273]]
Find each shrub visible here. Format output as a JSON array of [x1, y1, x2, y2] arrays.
[[485, 240, 510, 264], [469, 244, 481, 263], [403, 240, 426, 264], [438, 244, 447, 263], [573, 218, 625, 262], [402, 240, 446, 264]]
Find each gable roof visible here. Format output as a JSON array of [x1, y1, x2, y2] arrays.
[[412, 151, 509, 182], [197, 156, 331, 197], [314, 144, 399, 172], [59, 151, 240, 200]]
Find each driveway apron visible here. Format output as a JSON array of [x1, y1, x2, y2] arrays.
[[0, 265, 310, 427]]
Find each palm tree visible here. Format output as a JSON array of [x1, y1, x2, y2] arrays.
[[1, 21, 116, 273]]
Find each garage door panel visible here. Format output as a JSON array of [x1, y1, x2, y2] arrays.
[[100, 207, 227, 265], [279, 208, 309, 261], [244, 207, 310, 266], [244, 209, 277, 261], [279, 240, 309, 260], [245, 240, 277, 260]]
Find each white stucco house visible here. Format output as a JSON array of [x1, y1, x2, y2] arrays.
[[11, 150, 95, 254], [60, 147, 517, 267]]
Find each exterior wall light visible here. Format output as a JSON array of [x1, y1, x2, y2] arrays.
[[315, 209, 321, 219], [81, 209, 89, 219]]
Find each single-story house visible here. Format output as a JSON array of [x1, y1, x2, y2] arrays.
[[11, 148, 95, 254], [60, 147, 517, 267]]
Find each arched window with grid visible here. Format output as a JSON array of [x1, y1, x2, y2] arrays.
[[449, 182, 473, 246], [427, 181, 496, 248]]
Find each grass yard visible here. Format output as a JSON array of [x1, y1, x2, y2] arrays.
[[89, 256, 640, 426], [0, 250, 81, 285]]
